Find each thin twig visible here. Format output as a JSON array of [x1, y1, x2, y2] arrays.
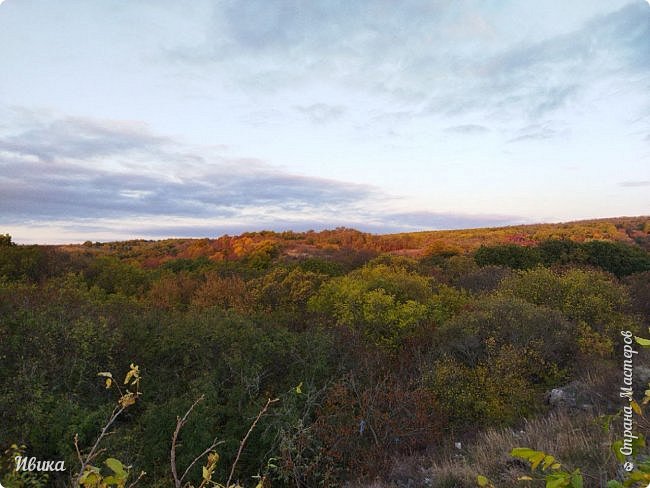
[[86, 448, 107, 467], [180, 437, 224, 484], [73, 434, 83, 466], [226, 398, 279, 488], [127, 470, 146, 488], [75, 405, 125, 483], [171, 395, 205, 488]]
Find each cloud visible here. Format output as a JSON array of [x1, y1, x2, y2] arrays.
[[619, 180, 650, 187], [507, 123, 565, 143], [427, 4, 648, 123], [0, 111, 527, 242], [295, 103, 345, 123], [166, 1, 481, 100], [126, 210, 524, 236], [159, 1, 650, 163], [377, 210, 522, 231], [0, 112, 378, 225], [168, 1, 648, 124], [154, 0, 650, 181], [4, 207, 527, 244], [443, 124, 489, 134], [0, 116, 172, 162]]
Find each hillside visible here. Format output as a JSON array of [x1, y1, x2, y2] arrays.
[[1, 216, 650, 487], [56, 215, 650, 265]]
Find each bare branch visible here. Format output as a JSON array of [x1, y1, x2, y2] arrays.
[[180, 437, 224, 484], [127, 470, 146, 488], [171, 395, 205, 488], [75, 405, 125, 483], [73, 434, 83, 466], [86, 447, 107, 467], [226, 398, 279, 488]]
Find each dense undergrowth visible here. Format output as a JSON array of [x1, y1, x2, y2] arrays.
[[1, 218, 649, 487]]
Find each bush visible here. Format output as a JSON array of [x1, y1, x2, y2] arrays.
[[498, 267, 640, 356], [581, 240, 650, 277], [624, 271, 650, 325], [474, 244, 541, 270], [308, 264, 435, 347]]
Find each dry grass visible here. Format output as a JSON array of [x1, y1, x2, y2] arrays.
[[349, 410, 619, 488], [461, 411, 617, 487]]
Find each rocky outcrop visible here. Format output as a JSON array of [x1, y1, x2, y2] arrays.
[[545, 381, 595, 412]]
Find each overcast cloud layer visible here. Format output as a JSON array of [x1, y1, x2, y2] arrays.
[[0, 1, 648, 243]]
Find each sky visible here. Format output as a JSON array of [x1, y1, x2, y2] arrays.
[[0, 0, 649, 244]]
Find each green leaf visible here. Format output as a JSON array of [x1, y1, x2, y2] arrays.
[[570, 470, 583, 488], [530, 451, 546, 470], [79, 471, 101, 487], [295, 382, 303, 395], [105, 458, 126, 476], [606, 481, 624, 488], [511, 447, 537, 460], [477, 475, 490, 487], [79, 465, 100, 479], [545, 475, 569, 488], [79, 466, 102, 486], [541, 455, 556, 470], [634, 336, 650, 347]]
